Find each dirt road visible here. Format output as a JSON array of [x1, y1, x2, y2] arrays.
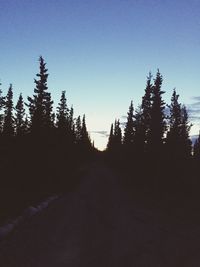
[[0, 161, 200, 266]]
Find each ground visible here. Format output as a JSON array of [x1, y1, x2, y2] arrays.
[[0, 161, 200, 266]]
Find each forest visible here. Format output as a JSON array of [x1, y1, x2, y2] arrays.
[[0, 57, 94, 224], [0, 57, 200, 225], [106, 71, 200, 223]]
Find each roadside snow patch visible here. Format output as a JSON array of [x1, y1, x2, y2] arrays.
[[0, 195, 58, 240]]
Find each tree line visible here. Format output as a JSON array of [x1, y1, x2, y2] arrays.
[[105, 71, 200, 222], [107, 70, 200, 160], [0, 56, 92, 150]]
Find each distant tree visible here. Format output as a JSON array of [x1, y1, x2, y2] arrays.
[[166, 90, 192, 159], [123, 101, 135, 146], [107, 123, 114, 151], [2, 84, 14, 137], [80, 114, 91, 148], [148, 70, 166, 154], [56, 91, 69, 133], [193, 132, 200, 159], [27, 56, 53, 134], [92, 140, 95, 149], [107, 120, 122, 152], [15, 93, 26, 136], [56, 92, 76, 146], [113, 119, 122, 149]]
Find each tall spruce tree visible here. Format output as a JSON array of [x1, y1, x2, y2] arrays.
[[165, 89, 182, 157], [141, 73, 153, 150], [179, 105, 192, 158], [68, 106, 75, 144], [148, 70, 166, 154], [3, 84, 14, 137], [27, 56, 53, 134], [123, 101, 135, 146], [15, 93, 26, 136]]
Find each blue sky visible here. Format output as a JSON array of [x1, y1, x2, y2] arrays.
[[0, 0, 200, 149]]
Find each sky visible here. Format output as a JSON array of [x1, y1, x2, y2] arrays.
[[0, 0, 200, 150]]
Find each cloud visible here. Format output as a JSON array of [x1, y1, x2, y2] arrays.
[[189, 101, 200, 107], [187, 96, 200, 122], [90, 131, 109, 138], [188, 108, 200, 114], [120, 121, 126, 128], [191, 134, 199, 145], [121, 115, 127, 120], [189, 116, 200, 121], [188, 113, 200, 121], [191, 96, 200, 101], [188, 108, 200, 119], [164, 106, 170, 117]]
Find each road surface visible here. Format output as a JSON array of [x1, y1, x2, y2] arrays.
[[0, 161, 200, 266]]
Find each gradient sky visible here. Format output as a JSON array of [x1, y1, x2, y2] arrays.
[[0, 0, 200, 150]]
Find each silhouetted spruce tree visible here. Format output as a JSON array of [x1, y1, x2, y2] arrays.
[[193, 132, 200, 159], [2, 84, 14, 137], [15, 93, 26, 136], [141, 73, 153, 151], [80, 115, 91, 149], [107, 123, 114, 150], [56, 92, 75, 145], [166, 89, 182, 158], [113, 119, 122, 149], [123, 101, 135, 146], [56, 91, 69, 133], [166, 92, 191, 159], [92, 140, 95, 149], [148, 70, 166, 155], [179, 105, 192, 158], [27, 56, 53, 134]]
